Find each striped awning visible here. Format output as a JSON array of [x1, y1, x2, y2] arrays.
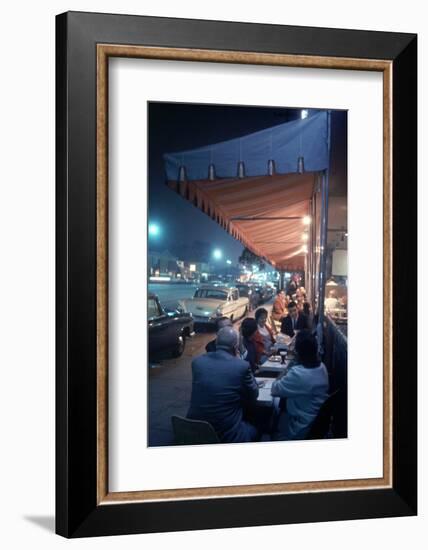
[[166, 172, 317, 271], [164, 113, 328, 271]]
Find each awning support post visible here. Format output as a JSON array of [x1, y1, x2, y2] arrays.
[[318, 172, 329, 325], [310, 193, 316, 309], [279, 271, 285, 290], [307, 197, 314, 305], [304, 254, 309, 296], [317, 111, 332, 351]]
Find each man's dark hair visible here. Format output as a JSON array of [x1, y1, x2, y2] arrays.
[[255, 308, 268, 322], [241, 318, 258, 339], [287, 301, 297, 310], [295, 329, 320, 368], [216, 316, 232, 331], [277, 288, 285, 295]]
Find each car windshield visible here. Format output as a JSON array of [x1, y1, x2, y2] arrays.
[[148, 298, 161, 318], [194, 289, 227, 300], [237, 286, 249, 295]]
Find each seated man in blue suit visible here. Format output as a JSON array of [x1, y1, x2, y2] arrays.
[[281, 301, 309, 338], [187, 327, 259, 443]]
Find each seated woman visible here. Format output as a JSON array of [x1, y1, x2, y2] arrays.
[[297, 286, 307, 299], [239, 318, 259, 373], [253, 308, 275, 364], [271, 289, 288, 322], [271, 330, 329, 440], [295, 287, 306, 310]]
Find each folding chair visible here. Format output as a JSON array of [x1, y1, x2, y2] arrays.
[[171, 415, 220, 445]]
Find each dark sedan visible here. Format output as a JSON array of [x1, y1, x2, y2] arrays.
[[148, 293, 194, 359], [253, 284, 274, 304]]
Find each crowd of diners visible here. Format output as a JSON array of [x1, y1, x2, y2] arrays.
[[186, 283, 330, 444]]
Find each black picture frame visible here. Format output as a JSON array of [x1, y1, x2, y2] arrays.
[[56, 11, 417, 538]]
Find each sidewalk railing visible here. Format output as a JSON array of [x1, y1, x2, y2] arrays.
[[323, 315, 348, 438]]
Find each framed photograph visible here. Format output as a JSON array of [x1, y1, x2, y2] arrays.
[[56, 11, 417, 538]]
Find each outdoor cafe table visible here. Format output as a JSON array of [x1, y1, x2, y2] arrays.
[[257, 357, 290, 375], [255, 377, 283, 408], [254, 377, 282, 439]]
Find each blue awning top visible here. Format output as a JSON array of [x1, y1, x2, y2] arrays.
[[164, 111, 329, 181]]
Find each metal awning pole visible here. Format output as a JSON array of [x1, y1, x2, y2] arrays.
[[317, 111, 332, 348], [306, 199, 311, 302], [304, 254, 308, 293], [318, 173, 329, 325], [280, 271, 285, 290], [312, 190, 317, 309], [308, 195, 315, 307]]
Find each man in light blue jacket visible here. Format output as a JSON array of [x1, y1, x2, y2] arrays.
[[271, 330, 329, 440]]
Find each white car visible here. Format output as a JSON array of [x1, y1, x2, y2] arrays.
[[179, 285, 249, 324]]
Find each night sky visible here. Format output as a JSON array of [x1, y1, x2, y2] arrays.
[[148, 102, 347, 264]]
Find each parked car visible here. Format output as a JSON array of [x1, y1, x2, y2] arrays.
[[251, 285, 265, 304], [179, 285, 249, 325], [148, 293, 194, 359], [207, 279, 224, 286], [234, 283, 258, 310], [264, 284, 275, 300], [234, 283, 252, 299], [253, 284, 274, 304]]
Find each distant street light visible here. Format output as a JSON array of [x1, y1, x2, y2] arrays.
[[149, 223, 161, 237], [226, 259, 232, 265], [213, 249, 223, 260]]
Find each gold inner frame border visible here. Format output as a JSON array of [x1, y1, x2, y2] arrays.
[[96, 44, 393, 504]]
